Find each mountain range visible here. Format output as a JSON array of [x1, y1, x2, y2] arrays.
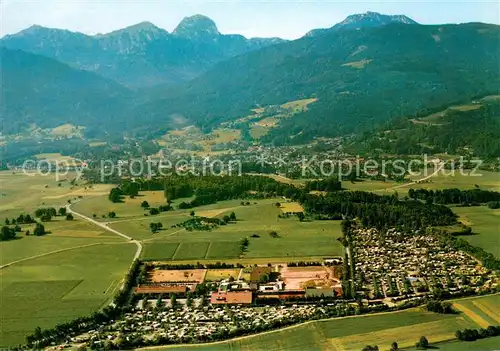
[[305, 11, 418, 37], [1, 11, 499, 155], [1, 14, 284, 87]]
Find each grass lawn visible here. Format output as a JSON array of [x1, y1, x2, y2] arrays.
[[0, 243, 135, 347], [452, 206, 500, 256], [138, 308, 472, 351]]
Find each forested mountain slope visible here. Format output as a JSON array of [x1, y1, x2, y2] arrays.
[[353, 97, 500, 158], [1, 15, 284, 87], [134, 23, 500, 143], [0, 48, 132, 135]]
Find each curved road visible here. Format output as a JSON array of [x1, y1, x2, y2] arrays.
[[66, 203, 143, 261]]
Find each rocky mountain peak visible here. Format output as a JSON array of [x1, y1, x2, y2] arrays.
[[172, 14, 220, 39]]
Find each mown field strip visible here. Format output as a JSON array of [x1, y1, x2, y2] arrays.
[[472, 301, 500, 323], [453, 303, 490, 328]]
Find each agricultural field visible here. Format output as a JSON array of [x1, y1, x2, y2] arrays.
[[0, 171, 113, 219], [343, 179, 401, 193], [453, 206, 500, 256], [139, 198, 343, 261], [452, 295, 500, 328], [0, 243, 136, 347], [0, 172, 137, 347], [72, 190, 171, 221], [155, 126, 241, 155], [405, 169, 500, 193], [140, 307, 480, 351], [342, 169, 500, 196]]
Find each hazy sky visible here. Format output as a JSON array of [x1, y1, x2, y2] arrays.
[[1, 0, 499, 39]]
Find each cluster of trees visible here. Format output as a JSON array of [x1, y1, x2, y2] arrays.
[[149, 222, 163, 233], [437, 231, 500, 271], [1, 222, 46, 241], [240, 237, 249, 252], [171, 217, 224, 232], [408, 188, 500, 205], [109, 187, 124, 203], [140, 201, 172, 216], [455, 325, 500, 342], [0, 226, 17, 241], [415, 336, 430, 350], [4, 214, 36, 225], [304, 178, 342, 192], [363, 344, 399, 351], [302, 191, 457, 231], [488, 201, 500, 209], [153, 262, 244, 270], [359, 100, 500, 158], [287, 261, 322, 267], [425, 300, 455, 314], [33, 207, 68, 222]]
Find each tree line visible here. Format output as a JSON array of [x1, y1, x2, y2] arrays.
[[408, 188, 500, 205]]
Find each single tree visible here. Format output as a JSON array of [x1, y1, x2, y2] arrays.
[[141, 201, 150, 208], [34, 223, 46, 236], [416, 336, 429, 349]]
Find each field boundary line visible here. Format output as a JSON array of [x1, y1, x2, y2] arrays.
[[204, 242, 212, 259], [171, 243, 182, 260], [0, 242, 101, 269], [453, 303, 490, 328], [472, 301, 500, 323]]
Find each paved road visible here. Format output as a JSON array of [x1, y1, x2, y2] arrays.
[[66, 203, 143, 261]]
